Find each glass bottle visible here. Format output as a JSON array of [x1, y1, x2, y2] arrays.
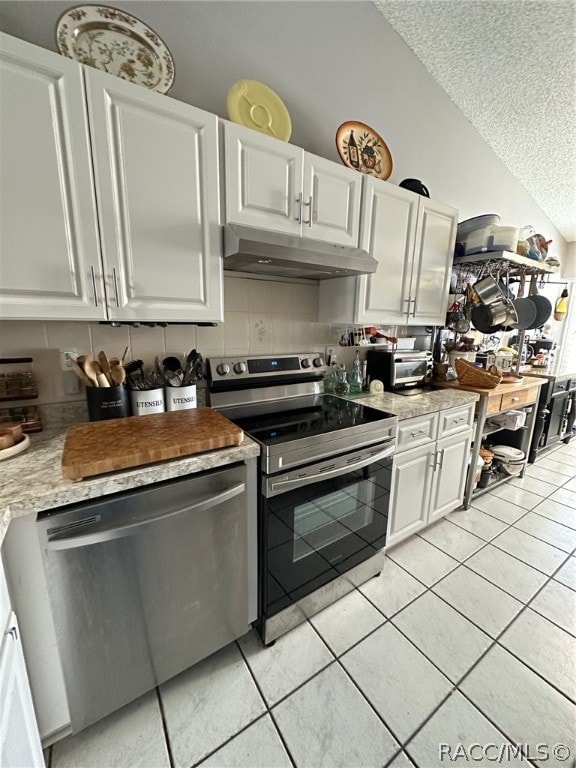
[[323, 361, 338, 393], [334, 365, 350, 396], [349, 351, 363, 394]]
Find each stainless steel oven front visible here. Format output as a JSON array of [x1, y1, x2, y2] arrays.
[[261, 440, 394, 644]]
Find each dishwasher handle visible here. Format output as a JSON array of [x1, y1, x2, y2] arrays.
[[46, 482, 245, 550]]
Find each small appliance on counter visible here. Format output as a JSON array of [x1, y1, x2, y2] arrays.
[[366, 350, 433, 394]]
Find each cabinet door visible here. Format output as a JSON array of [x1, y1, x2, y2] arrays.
[[429, 432, 471, 523], [224, 122, 303, 236], [408, 198, 457, 326], [86, 69, 223, 322], [387, 443, 435, 548], [354, 178, 419, 324], [303, 153, 361, 246], [0, 33, 103, 320], [0, 613, 44, 768]]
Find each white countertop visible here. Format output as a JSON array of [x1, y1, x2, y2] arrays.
[[343, 387, 479, 419], [0, 388, 479, 545], [0, 426, 260, 545]]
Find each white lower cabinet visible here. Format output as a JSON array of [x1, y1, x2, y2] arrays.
[[1, 557, 43, 767], [387, 405, 473, 548]]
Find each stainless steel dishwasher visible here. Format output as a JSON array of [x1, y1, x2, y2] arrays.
[[36, 460, 257, 733]]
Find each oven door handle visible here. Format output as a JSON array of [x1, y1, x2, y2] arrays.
[[267, 444, 396, 496]]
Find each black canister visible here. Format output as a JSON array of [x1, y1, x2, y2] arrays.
[[86, 385, 130, 421]]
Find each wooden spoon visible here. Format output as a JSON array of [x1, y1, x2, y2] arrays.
[[84, 358, 110, 387], [70, 359, 94, 387], [110, 363, 126, 386], [98, 350, 113, 385]]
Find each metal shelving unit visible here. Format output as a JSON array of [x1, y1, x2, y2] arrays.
[[453, 250, 559, 276]]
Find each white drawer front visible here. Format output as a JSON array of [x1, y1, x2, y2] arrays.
[[438, 404, 474, 439], [397, 413, 438, 451]]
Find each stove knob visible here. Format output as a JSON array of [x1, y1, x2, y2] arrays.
[[216, 363, 230, 376], [312, 357, 324, 368], [233, 362, 246, 374], [301, 358, 311, 368]]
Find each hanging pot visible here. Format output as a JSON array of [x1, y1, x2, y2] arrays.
[[526, 275, 552, 329]]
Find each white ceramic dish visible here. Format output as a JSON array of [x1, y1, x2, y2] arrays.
[[0, 433, 30, 461], [56, 5, 175, 93]]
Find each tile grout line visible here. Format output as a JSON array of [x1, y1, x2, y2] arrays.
[[398, 535, 576, 762], [304, 612, 419, 761], [154, 687, 176, 768]]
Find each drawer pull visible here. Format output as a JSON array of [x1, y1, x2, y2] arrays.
[[512, 396, 520, 402], [410, 429, 427, 438]]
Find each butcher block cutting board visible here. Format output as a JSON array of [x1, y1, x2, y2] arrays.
[[61, 408, 244, 481]]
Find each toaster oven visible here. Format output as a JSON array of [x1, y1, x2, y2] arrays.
[[366, 350, 433, 390]]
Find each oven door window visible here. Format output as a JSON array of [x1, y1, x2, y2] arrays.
[[263, 458, 391, 618]]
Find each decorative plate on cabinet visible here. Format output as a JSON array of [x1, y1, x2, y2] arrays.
[[56, 5, 175, 93], [227, 79, 292, 141], [335, 121, 393, 180]]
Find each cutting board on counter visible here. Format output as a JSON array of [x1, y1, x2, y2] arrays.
[[61, 408, 244, 481]]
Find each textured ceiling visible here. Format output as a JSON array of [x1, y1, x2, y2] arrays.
[[374, 0, 576, 242]]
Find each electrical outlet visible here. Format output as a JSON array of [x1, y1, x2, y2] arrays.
[[59, 348, 78, 372], [325, 346, 337, 365], [63, 370, 80, 395]]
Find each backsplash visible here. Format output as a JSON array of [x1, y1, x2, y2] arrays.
[[0, 276, 333, 407]]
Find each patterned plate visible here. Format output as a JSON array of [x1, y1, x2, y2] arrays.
[[335, 121, 393, 180], [56, 5, 175, 94]]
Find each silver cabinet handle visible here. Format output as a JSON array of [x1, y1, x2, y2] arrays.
[[90, 265, 99, 306], [295, 193, 303, 223], [404, 296, 412, 319], [304, 195, 313, 227], [112, 268, 120, 308], [412, 297, 418, 317], [436, 449, 444, 470], [410, 429, 428, 438]]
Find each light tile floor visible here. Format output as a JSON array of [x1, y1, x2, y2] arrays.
[[47, 442, 576, 768]]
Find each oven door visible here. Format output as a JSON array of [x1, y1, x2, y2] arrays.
[[261, 440, 394, 620]]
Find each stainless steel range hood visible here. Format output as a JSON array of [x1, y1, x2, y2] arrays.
[[223, 224, 378, 280]]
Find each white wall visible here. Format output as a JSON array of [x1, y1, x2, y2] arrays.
[[0, 276, 332, 406], [0, 0, 566, 255], [1, 0, 571, 407]]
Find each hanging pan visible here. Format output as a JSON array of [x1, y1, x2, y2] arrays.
[[526, 274, 552, 329], [501, 273, 537, 331]]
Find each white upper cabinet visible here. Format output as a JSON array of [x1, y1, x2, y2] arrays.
[[355, 180, 419, 324], [0, 33, 223, 323], [303, 153, 361, 246], [408, 197, 459, 326], [224, 122, 361, 246], [319, 177, 458, 326], [85, 69, 222, 322], [0, 33, 103, 320]]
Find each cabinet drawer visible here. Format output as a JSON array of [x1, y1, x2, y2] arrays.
[[438, 404, 474, 438], [397, 413, 438, 451], [501, 386, 539, 411], [485, 395, 502, 416]]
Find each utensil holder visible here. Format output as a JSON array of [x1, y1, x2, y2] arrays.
[[86, 385, 130, 421], [165, 384, 197, 412], [130, 388, 165, 417]]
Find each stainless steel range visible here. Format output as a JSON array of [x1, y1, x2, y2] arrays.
[[207, 353, 398, 644]]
